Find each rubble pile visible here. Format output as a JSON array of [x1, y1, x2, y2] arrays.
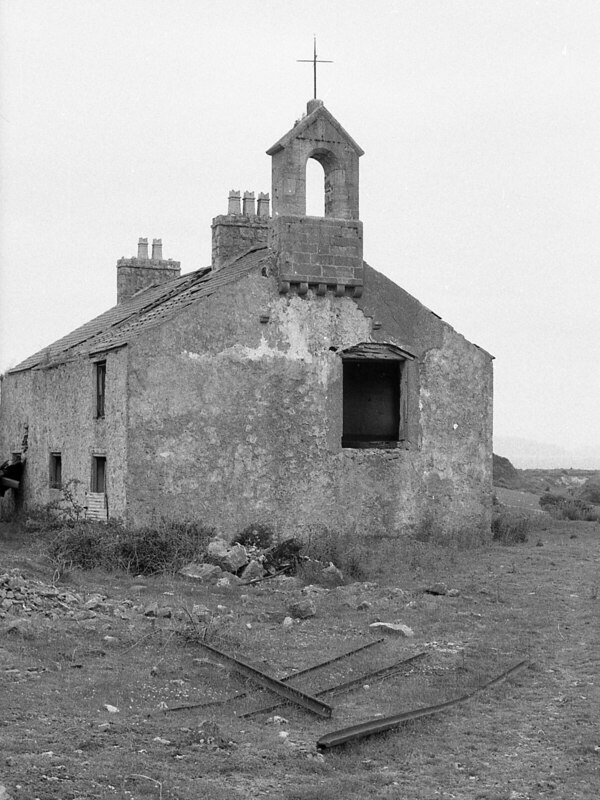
[[0, 570, 83, 620]]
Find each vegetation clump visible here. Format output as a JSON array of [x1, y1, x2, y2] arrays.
[[44, 519, 214, 575], [233, 522, 274, 549], [539, 493, 600, 522], [491, 506, 530, 544]]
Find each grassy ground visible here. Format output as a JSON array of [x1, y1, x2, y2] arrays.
[[1, 512, 599, 799]]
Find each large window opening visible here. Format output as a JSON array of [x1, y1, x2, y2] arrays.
[[95, 360, 106, 418], [340, 342, 415, 449], [92, 456, 106, 493], [49, 453, 62, 489], [306, 157, 325, 216], [343, 361, 401, 446]]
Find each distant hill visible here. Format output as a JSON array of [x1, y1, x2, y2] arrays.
[[492, 454, 522, 489], [493, 453, 600, 498]]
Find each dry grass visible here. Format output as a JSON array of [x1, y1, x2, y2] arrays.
[[1, 516, 599, 798]]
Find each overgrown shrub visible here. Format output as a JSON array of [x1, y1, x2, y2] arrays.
[[45, 520, 121, 571], [539, 492, 600, 521], [118, 520, 214, 574], [45, 519, 214, 575], [233, 522, 275, 549], [491, 507, 530, 544]]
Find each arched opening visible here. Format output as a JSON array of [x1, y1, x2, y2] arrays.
[[305, 157, 325, 216]]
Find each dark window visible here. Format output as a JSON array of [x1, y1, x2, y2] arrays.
[[95, 361, 106, 418], [92, 456, 106, 493], [342, 360, 407, 448], [49, 453, 62, 489]]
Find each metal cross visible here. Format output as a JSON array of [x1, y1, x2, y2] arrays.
[[297, 36, 333, 100]]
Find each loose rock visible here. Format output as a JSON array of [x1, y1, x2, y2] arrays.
[[369, 622, 414, 637], [287, 597, 316, 619], [179, 563, 224, 582]]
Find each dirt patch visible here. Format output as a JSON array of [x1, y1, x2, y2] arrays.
[[0, 518, 599, 799]]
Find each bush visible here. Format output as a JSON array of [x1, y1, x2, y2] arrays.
[[233, 522, 274, 549], [45, 519, 215, 575], [491, 507, 530, 544], [117, 520, 215, 574], [45, 520, 121, 571], [577, 478, 600, 506], [539, 492, 600, 522]]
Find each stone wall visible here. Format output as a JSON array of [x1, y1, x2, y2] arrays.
[[0, 348, 129, 517], [269, 216, 363, 296], [117, 239, 180, 304], [124, 264, 492, 540]]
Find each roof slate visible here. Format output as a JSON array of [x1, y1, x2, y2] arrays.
[[11, 246, 269, 373]]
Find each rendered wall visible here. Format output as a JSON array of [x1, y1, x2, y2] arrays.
[[0, 348, 128, 518], [125, 265, 492, 540]]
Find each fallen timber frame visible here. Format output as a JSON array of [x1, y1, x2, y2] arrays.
[[241, 651, 426, 719], [317, 659, 528, 749], [196, 639, 333, 718], [163, 636, 385, 714]]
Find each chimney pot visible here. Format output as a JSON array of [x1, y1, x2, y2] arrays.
[[137, 237, 149, 259], [257, 192, 270, 217], [152, 238, 163, 260], [228, 190, 241, 215], [243, 191, 256, 216]]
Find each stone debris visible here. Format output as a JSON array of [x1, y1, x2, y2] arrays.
[[0, 569, 174, 625], [369, 622, 414, 637], [239, 559, 265, 582], [424, 582, 448, 595], [179, 562, 224, 582], [287, 597, 316, 619], [321, 562, 344, 585], [207, 539, 248, 573], [0, 570, 84, 620]]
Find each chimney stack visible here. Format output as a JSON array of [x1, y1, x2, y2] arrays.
[[243, 191, 256, 216], [228, 190, 241, 215], [117, 237, 180, 304], [257, 192, 270, 217], [137, 237, 149, 259], [152, 238, 163, 260]]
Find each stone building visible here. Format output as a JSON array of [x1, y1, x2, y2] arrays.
[[0, 99, 493, 539]]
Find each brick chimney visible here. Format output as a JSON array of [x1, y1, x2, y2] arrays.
[[116, 237, 181, 304]]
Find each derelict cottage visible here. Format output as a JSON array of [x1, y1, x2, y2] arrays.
[[0, 99, 493, 539]]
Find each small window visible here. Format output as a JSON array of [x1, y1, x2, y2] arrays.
[[49, 453, 62, 489], [95, 360, 106, 418], [92, 456, 106, 493]]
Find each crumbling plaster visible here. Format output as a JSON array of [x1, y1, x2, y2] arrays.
[[124, 263, 492, 539]]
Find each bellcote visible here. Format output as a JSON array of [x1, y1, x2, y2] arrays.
[[267, 99, 364, 219], [267, 100, 364, 298]]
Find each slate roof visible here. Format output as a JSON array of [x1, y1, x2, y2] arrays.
[[11, 246, 269, 373]]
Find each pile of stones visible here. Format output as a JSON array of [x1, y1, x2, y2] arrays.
[[0, 569, 83, 620]]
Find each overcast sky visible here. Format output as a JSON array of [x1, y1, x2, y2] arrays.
[[1, 0, 599, 467]]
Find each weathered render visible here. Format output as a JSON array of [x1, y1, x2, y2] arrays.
[[0, 99, 493, 540]]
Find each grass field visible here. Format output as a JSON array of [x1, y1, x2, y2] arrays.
[[1, 510, 599, 799]]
